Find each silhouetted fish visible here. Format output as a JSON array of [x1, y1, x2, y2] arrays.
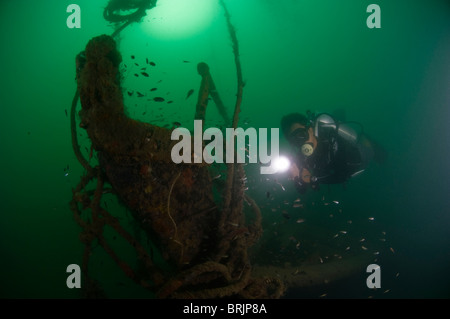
[[186, 89, 194, 99], [65, 109, 68, 117], [131, 55, 135, 59], [282, 211, 290, 219], [173, 121, 181, 127], [150, 88, 157, 91], [146, 58, 149, 64], [167, 100, 173, 104], [153, 97, 165, 102], [134, 73, 139, 77], [149, 62, 156, 66], [141, 72, 149, 77], [183, 60, 190, 63], [137, 92, 144, 97], [127, 91, 133, 96]]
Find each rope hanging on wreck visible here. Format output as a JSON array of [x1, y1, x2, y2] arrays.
[[71, 0, 157, 174], [104, 0, 157, 37], [70, 0, 273, 299], [219, 0, 245, 230], [70, 0, 161, 298]]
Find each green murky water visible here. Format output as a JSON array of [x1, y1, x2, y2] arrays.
[[1, 0, 449, 298]]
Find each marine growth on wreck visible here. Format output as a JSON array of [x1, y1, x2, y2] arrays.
[[69, 0, 378, 299]]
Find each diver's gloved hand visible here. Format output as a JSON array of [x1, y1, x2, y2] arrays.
[[293, 176, 307, 194]]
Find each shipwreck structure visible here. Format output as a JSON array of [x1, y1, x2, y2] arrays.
[[69, 0, 372, 299]]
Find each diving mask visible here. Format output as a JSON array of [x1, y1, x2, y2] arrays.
[[288, 127, 308, 145]]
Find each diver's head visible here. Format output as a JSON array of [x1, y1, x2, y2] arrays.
[[281, 113, 317, 157]]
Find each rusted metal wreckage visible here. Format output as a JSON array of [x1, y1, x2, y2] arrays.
[[69, 0, 371, 298]]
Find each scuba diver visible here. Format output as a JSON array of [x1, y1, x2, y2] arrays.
[[281, 111, 386, 193]]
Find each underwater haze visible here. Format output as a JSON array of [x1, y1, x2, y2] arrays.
[[0, 0, 449, 299]]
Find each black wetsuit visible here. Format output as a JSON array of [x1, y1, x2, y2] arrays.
[[293, 119, 371, 193]]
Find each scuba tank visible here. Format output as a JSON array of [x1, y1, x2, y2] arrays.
[[309, 111, 363, 145]]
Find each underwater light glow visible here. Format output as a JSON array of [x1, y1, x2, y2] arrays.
[[141, 0, 219, 40], [272, 156, 291, 173]]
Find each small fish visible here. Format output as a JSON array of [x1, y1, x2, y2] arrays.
[[150, 88, 157, 91], [134, 63, 139, 66], [141, 67, 147, 70], [266, 191, 270, 198], [296, 218, 305, 224], [361, 246, 368, 250], [319, 293, 327, 298], [141, 72, 149, 77], [319, 257, 323, 264], [183, 60, 190, 63], [173, 121, 181, 127], [368, 217, 375, 221], [127, 91, 133, 96], [149, 62, 156, 66], [153, 97, 165, 102], [136, 92, 144, 97], [185, 89, 194, 99], [131, 55, 135, 59], [389, 247, 395, 254], [167, 100, 173, 104], [134, 73, 139, 77], [281, 211, 290, 219], [146, 58, 149, 64], [293, 203, 303, 208], [339, 230, 347, 234], [65, 109, 68, 117]]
